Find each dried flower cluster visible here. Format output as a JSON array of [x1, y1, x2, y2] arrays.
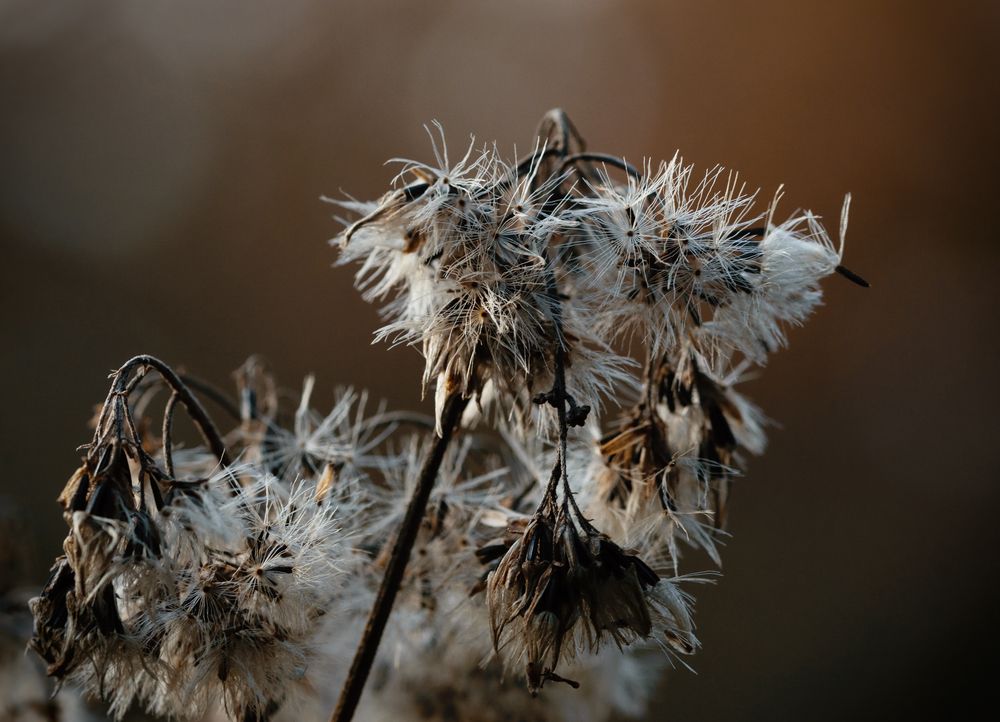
[[329, 109, 862, 708], [28, 360, 351, 720], [25, 111, 863, 722]]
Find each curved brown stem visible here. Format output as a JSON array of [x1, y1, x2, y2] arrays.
[[109, 355, 230, 465], [177, 374, 242, 422], [560, 152, 641, 181]]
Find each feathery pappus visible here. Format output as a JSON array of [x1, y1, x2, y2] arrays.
[[25, 110, 863, 722]]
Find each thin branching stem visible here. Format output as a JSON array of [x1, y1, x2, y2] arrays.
[[177, 374, 243, 422], [108, 355, 230, 465], [560, 152, 642, 181], [162, 391, 179, 478]]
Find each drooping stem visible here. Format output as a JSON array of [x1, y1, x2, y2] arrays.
[[177, 373, 243, 422], [331, 391, 468, 722], [552, 336, 572, 493], [161, 391, 179, 478], [106, 354, 230, 465], [537, 241, 589, 501], [559, 152, 642, 180]]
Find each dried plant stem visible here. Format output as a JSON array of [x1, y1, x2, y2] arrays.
[[331, 391, 468, 722], [559, 152, 641, 180], [540, 244, 589, 496], [177, 373, 243, 422], [161, 391, 180, 477], [107, 354, 230, 465]]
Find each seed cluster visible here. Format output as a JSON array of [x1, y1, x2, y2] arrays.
[[23, 111, 862, 722], [332, 110, 859, 697]]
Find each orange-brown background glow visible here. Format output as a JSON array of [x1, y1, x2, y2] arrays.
[[1, 1, 997, 719]]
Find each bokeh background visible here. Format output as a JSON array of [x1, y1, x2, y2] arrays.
[[2, 1, 998, 720]]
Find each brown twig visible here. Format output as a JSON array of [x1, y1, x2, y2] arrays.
[[560, 152, 642, 181], [161, 391, 179, 478], [108, 355, 230, 465], [330, 391, 468, 722]]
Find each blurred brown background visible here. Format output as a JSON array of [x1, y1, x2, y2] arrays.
[[1, 1, 998, 719]]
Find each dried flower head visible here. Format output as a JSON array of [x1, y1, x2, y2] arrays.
[[483, 490, 696, 694], [330, 131, 632, 437]]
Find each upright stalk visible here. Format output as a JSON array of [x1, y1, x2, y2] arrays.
[[331, 392, 468, 722]]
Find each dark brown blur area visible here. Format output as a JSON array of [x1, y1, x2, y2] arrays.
[[1, 1, 997, 719]]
